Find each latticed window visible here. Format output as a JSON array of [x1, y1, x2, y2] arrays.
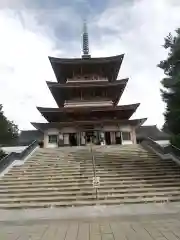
[[48, 135, 58, 143]]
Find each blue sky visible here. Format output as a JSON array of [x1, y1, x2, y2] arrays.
[[0, 0, 180, 130]]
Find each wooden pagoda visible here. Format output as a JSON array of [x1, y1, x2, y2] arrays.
[[32, 23, 146, 148]]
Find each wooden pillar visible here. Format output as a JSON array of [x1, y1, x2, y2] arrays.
[[76, 132, 81, 146], [81, 132, 86, 145], [64, 134, 69, 146], [44, 133, 48, 148], [100, 131, 105, 145], [131, 127, 137, 144], [59, 133, 64, 146], [110, 132, 116, 145]]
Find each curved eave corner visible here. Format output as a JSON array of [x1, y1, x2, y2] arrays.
[[123, 103, 140, 111], [137, 118, 147, 126], [125, 103, 140, 120], [113, 79, 129, 105], [31, 122, 43, 131], [36, 107, 49, 122], [31, 122, 50, 132], [48, 54, 124, 64]]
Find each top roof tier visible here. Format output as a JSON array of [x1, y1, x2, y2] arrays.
[[49, 54, 124, 84]]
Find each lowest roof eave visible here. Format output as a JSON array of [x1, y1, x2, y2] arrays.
[[31, 118, 147, 131], [37, 104, 140, 123]]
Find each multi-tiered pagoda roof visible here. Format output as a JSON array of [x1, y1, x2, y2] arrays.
[[48, 55, 124, 83], [32, 54, 146, 131], [32, 21, 146, 133], [46, 78, 128, 107]]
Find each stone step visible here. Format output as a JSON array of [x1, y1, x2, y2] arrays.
[[1, 190, 180, 203], [0, 194, 179, 209], [26, 159, 160, 164], [1, 181, 180, 192], [93, 155, 157, 158], [31, 154, 163, 157], [2, 172, 180, 181], [0, 177, 176, 186], [7, 166, 179, 175], [16, 165, 176, 172], [31, 154, 158, 158], [0, 192, 180, 205], [5, 169, 180, 178], [1, 186, 180, 198], [7, 164, 180, 172], [32, 152, 157, 156], [28, 155, 170, 159], [1, 180, 180, 190], [1, 144, 179, 209], [36, 148, 151, 152], [13, 163, 94, 168], [11, 161, 177, 169], [15, 164, 175, 169], [13, 164, 177, 171], [1, 176, 180, 187], [5, 168, 180, 177], [19, 156, 163, 162], [6, 170, 94, 175]]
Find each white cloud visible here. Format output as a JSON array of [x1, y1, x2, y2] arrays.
[[0, 0, 180, 131], [91, 0, 180, 128], [0, 10, 57, 130]]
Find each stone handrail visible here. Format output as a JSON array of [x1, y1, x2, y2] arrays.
[[165, 144, 180, 157], [141, 137, 165, 154], [90, 142, 96, 178], [141, 137, 180, 159], [0, 140, 38, 173]]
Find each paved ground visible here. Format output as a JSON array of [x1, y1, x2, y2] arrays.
[[1, 215, 180, 240], [1, 203, 180, 222], [1, 203, 180, 239]]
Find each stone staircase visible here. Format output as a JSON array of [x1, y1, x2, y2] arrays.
[[0, 144, 180, 209]]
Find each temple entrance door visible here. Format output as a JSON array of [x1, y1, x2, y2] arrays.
[[69, 133, 77, 146], [115, 132, 122, 144], [105, 132, 111, 145], [85, 131, 94, 144]]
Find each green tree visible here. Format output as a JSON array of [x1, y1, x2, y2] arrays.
[[158, 29, 180, 147], [0, 104, 19, 146], [0, 149, 6, 160]]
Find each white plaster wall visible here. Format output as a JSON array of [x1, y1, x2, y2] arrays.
[[120, 125, 133, 145], [120, 125, 132, 131], [103, 125, 119, 131], [61, 127, 77, 133], [122, 140, 133, 145], [45, 129, 59, 135], [44, 128, 59, 148], [64, 134, 69, 145]]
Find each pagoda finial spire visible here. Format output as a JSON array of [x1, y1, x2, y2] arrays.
[[82, 20, 91, 58]]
